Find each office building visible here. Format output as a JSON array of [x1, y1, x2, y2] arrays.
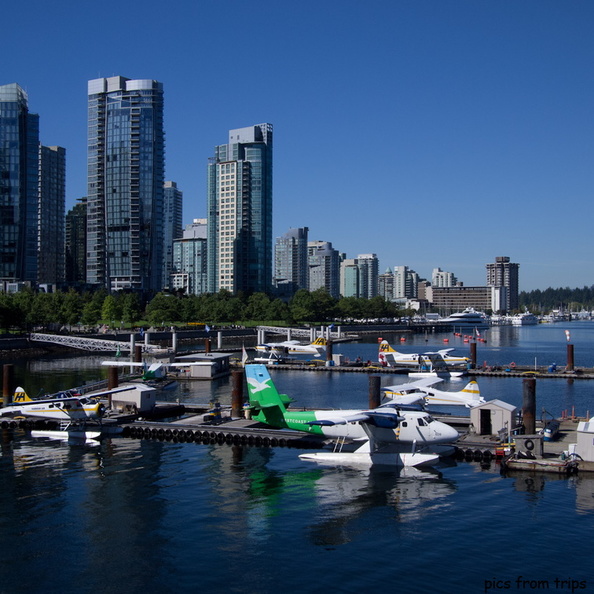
[[432, 267, 457, 288], [87, 76, 165, 293], [486, 256, 519, 312], [357, 254, 379, 299], [378, 268, 394, 301], [0, 83, 40, 283], [274, 227, 309, 297], [340, 258, 359, 298], [207, 123, 273, 294], [171, 219, 208, 295], [163, 181, 183, 289], [38, 145, 66, 284], [65, 198, 87, 285], [308, 240, 340, 298]]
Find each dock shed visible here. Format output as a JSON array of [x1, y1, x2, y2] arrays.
[[470, 399, 517, 436], [174, 352, 231, 380], [110, 384, 157, 414], [574, 417, 594, 462]]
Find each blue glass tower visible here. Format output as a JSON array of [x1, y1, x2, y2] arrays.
[[207, 124, 273, 294], [0, 83, 39, 282], [87, 77, 165, 293]]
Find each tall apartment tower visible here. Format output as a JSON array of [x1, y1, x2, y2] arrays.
[[486, 256, 519, 312], [357, 254, 379, 299], [87, 77, 165, 293], [171, 219, 208, 295], [207, 123, 273, 294], [308, 240, 340, 298], [163, 181, 183, 289], [340, 258, 359, 298], [0, 83, 40, 282], [274, 227, 309, 297], [432, 267, 457, 288], [65, 198, 88, 285], [38, 145, 66, 285]]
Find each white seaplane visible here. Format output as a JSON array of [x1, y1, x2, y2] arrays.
[[0, 386, 119, 421], [378, 339, 469, 368], [383, 378, 485, 408], [255, 337, 327, 357], [245, 364, 459, 467]]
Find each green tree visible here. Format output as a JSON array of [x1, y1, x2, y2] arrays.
[[145, 293, 181, 325]]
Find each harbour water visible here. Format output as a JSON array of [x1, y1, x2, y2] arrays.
[[1, 322, 594, 593]]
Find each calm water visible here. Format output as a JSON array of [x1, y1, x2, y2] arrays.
[[1, 322, 594, 594]]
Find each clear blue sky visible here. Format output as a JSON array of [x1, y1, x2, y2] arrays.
[[5, 0, 594, 291]]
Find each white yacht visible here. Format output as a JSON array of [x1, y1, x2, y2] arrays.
[[439, 308, 490, 330], [511, 311, 539, 325]]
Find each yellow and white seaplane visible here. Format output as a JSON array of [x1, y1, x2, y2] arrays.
[[378, 339, 469, 368], [0, 387, 111, 421]]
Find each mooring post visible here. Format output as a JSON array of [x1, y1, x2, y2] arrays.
[[204, 338, 211, 353], [522, 377, 536, 434], [2, 364, 15, 406], [369, 375, 381, 409], [134, 344, 142, 363], [172, 329, 178, 354], [231, 370, 243, 418], [470, 342, 477, 369], [130, 332, 135, 354], [566, 344, 574, 372], [217, 331, 222, 349], [326, 339, 333, 365]]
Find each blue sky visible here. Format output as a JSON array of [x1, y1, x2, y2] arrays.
[[4, 0, 594, 291]]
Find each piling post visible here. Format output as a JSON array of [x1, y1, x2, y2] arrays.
[[217, 331, 222, 350], [326, 339, 333, 364], [231, 370, 243, 418], [130, 332, 135, 354], [566, 344, 574, 372], [134, 344, 142, 363], [204, 338, 211, 353], [369, 375, 381, 409], [108, 366, 119, 390], [469, 342, 477, 369], [172, 329, 178, 354], [522, 377, 536, 434], [2, 364, 15, 406], [144, 330, 150, 347]]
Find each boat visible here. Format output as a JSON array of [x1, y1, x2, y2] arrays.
[[511, 311, 539, 325], [439, 308, 490, 330]]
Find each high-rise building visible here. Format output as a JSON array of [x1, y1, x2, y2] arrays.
[[274, 227, 309, 298], [163, 181, 183, 289], [38, 145, 66, 285], [87, 76, 165, 293], [486, 256, 519, 312], [0, 83, 40, 282], [207, 123, 273, 294], [171, 219, 207, 295], [357, 254, 379, 299], [378, 267, 394, 301], [308, 240, 340, 298], [65, 198, 88, 285], [432, 267, 457, 288], [340, 258, 359, 298]]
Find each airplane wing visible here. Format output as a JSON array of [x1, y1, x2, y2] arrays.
[[101, 361, 145, 367], [307, 410, 403, 428], [383, 378, 444, 393]]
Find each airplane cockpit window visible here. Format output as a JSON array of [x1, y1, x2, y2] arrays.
[[417, 418, 427, 426]]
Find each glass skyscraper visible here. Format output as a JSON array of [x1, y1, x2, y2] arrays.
[[207, 123, 273, 294], [274, 227, 309, 297], [0, 83, 40, 282], [87, 76, 165, 293]]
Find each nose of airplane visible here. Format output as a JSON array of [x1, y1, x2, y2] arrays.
[[435, 421, 459, 443]]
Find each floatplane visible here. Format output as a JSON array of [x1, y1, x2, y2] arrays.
[[1, 386, 128, 443], [253, 337, 327, 365], [378, 340, 468, 379], [383, 378, 485, 408], [245, 364, 459, 467]]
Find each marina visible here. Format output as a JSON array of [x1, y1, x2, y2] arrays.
[[1, 321, 594, 593]]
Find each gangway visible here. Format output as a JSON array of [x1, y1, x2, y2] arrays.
[[29, 333, 166, 354]]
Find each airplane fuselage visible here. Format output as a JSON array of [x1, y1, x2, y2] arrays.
[[254, 408, 458, 445], [1, 397, 103, 421]]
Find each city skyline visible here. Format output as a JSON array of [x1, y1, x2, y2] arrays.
[[4, 1, 594, 291]]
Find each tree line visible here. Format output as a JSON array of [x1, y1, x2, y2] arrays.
[[519, 285, 594, 313], [0, 288, 404, 332]]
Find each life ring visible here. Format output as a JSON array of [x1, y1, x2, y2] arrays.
[[524, 439, 534, 451], [510, 362, 516, 368]]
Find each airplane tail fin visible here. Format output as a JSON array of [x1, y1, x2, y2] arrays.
[[378, 340, 397, 353], [245, 364, 293, 427], [13, 387, 31, 402], [460, 381, 482, 405], [311, 337, 327, 346]]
